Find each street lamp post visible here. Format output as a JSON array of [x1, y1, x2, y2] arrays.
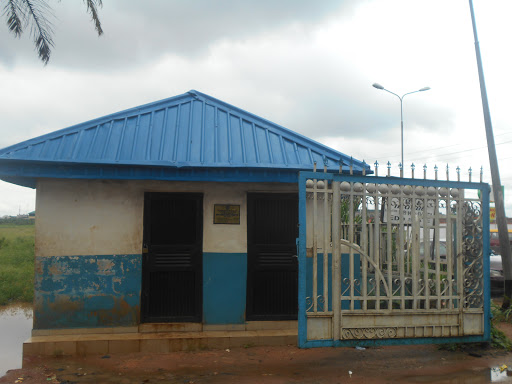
[[372, 83, 430, 171]]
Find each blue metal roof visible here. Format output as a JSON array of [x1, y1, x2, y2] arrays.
[[0, 90, 369, 187]]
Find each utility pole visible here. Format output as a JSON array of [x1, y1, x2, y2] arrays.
[[469, 0, 512, 308]]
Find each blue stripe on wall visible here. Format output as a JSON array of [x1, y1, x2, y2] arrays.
[[34, 254, 141, 329], [203, 252, 247, 324]]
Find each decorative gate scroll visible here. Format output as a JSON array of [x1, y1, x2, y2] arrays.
[[298, 171, 491, 348]]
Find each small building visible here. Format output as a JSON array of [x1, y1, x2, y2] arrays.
[[0, 90, 367, 354]]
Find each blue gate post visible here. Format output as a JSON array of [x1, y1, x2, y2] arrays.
[[298, 171, 308, 348]]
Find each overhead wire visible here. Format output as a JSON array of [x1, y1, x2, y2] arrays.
[[372, 131, 512, 162], [376, 138, 512, 165]]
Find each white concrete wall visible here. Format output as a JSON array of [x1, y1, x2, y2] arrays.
[[202, 184, 247, 253], [35, 179, 144, 257], [35, 179, 296, 257]]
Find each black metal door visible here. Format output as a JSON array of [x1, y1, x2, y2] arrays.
[[141, 193, 203, 322], [246, 193, 298, 320]]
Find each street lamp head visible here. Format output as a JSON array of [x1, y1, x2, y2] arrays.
[[372, 82, 430, 177]]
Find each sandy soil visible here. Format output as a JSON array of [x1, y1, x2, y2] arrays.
[[2, 331, 512, 384]]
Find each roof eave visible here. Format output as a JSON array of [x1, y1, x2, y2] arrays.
[[0, 158, 371, 188]]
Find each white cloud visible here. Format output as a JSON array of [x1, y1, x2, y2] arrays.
[[0, 183, 35, 217], [1, 0, 512, 216]]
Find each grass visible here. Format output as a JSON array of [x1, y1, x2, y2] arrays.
[[490, 300, 512, 351], [440, 300, 512, 352], [0, 223, 35, 305], [491, 299, 512, 323]]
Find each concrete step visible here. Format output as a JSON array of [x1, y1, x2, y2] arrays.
[[139, 320, 298, 333], [23, 329, 298, 357]]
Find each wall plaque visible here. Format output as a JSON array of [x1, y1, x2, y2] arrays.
[[214, 204, 240, 224]]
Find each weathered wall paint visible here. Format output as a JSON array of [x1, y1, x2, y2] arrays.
[[35, 179, 296, 257], [34, 254, 141, 329], [35, 179, 144, 257], [203, 252, 247, 324], [34, 179, 297, 328]]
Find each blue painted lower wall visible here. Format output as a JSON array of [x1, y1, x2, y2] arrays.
[[203, 252, 247, 324], [34, 252, 249, 329], [34, 251, 369, 329], [34, 254, 142, 329]]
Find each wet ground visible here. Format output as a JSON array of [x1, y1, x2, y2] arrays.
[[3, 304, 512, 383], [2, 341, 512, 384], [0, 304, 32, 377]]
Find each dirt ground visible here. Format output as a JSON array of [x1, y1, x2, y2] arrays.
[[2, 324, 512, 384]]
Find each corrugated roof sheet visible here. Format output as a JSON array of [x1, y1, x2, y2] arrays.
[[0, 90, 368, 174]]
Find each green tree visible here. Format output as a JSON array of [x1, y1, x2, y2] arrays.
[[3, 0, 103, 64]]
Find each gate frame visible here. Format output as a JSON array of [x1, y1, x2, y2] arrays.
[[298, 171, 491, 348]]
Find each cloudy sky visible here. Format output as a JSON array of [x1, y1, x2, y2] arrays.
[[0, 0, 511, 216]]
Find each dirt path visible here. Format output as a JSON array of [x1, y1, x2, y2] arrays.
[[2, 322, 512, 384], [2, 340, 512, 384]]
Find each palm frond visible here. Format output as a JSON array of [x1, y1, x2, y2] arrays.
[[3, 0, 25, 37], [4, 0, 103, 64], [22, 0, 55, 65], [83, 0, 103, 36]]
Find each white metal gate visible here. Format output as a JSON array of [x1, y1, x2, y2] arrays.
[[298, 169, 490, 347]]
